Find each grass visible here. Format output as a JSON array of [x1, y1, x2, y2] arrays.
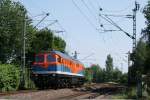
[[112, 86, 150, 99], [112, 87, 137, 99]]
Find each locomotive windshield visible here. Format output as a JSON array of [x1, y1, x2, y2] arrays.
[[47, 54, 56, 62], [35, 55, 44, 62]]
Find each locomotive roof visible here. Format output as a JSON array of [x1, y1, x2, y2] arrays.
[[51, 51, 83, 65]]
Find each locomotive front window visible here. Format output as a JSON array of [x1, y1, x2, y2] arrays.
[[47, 54, 56, 62], [35, 55, 44, 62]]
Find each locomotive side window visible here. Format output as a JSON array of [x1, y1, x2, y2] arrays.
[[47, 54, 56, 62], [76, 64, 79, 67], [35, 55, 44, 62], [57, 57, 61, 63]]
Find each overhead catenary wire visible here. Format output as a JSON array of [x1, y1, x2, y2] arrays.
[[87, 0, 98, 12], [101, 2, 133, 13], [82, 0, 105, 30], [87, 0, 125, 33], [25, 0, 67, 38], [80, 53, 94, 61], [99, 14, 134, 39], [105, 15, 134, 39], [81, 0, 98, 21], [95, 0, 103, 10], [34, 13, 49, 28], [100, 14, 128, 17], [32, 19, 58, 21], [41, 20, 58, 29], [31, 12, 48, 18], [48, 12, 68, 39], [86, 0, 103, 30], [72, 0, 100, 33]]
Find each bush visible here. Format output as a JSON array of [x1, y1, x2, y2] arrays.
[[24, 67, 36, 89], [0, 64, 20, 92]]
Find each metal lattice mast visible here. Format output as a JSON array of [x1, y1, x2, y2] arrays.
[[132, 1, 140, 52]]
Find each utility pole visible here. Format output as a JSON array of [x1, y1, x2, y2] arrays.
[[20, 12, 26, 89], [132, 1, 140, 52], [132, 1, 142, 98], [20, 13, 50, 88], [99, 1, 141, 98], [74, 51, 78, 59], [23, 15, 26, 77]]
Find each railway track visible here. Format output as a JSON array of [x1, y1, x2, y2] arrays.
[[0, 83, 126, 100], [57, 83, 126, 100]]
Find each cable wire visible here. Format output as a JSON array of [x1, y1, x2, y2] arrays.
[[72, 0, 98, 32], [34, 13, 49, 28], [87, 0, 97, 12], [102, 2, 133, 13], [100, 14, 134, 39], [81, 0, 98, 21]]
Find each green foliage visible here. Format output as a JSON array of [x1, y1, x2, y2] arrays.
[[142, 2, 150, 98], [24, 68, 36, 89], [0, 0, 34, 64], [143, 0, 150, 74], [105, 54, 114, 81], [0, 0, 67, 91], [135, 41, 147, 74], [90, 64, 100, 82], [129, 41, 148, 84], [85, 61, 127, 84], [0, 64, 20, 92], [90, 64, 105, 82], [112, 67, 122, 82], [0, 0, 66, 65], [84, 68, 93, 83], [53, 36, 66, 52], [30, 29, 53, 53], [106, 54, 113, 72], [28, 28, 66, 63], [112, 87, 136, 99], [31, 29, 67, 53]]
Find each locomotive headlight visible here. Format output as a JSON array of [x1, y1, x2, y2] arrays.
[[52, 74, 56, 76]]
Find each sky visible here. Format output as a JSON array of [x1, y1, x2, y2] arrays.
[[16, 0, 148, 72]]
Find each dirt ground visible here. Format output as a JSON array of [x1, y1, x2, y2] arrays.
[[0, 83, 126, 100]]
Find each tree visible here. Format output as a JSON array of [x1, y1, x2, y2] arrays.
[[53, 36, 66, 52], [27, 28, 66, 65], [143, 0, 150, 97], [106, 54, 113, 72], [90, 64, 103, 83], [84, 68, 93, 83], [0, 0, 34, 64], [143, 0, 150, 74], [135, 40, 147, 74], [30, 28, 66, 53], [105, 54, 114, 81], [112, 67, 122, 82], [120, 73, 128, 85], [30, 29, 53, 53]]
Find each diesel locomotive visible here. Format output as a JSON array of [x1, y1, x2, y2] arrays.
[[31, 50, 85, 89]]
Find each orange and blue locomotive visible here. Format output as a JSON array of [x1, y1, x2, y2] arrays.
[[31, 50, 85, 89]]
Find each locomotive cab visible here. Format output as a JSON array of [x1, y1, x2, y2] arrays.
[[32, 53, 57, 73]]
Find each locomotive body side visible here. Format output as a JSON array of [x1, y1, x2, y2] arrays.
[[31, 51, 85, 89]]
